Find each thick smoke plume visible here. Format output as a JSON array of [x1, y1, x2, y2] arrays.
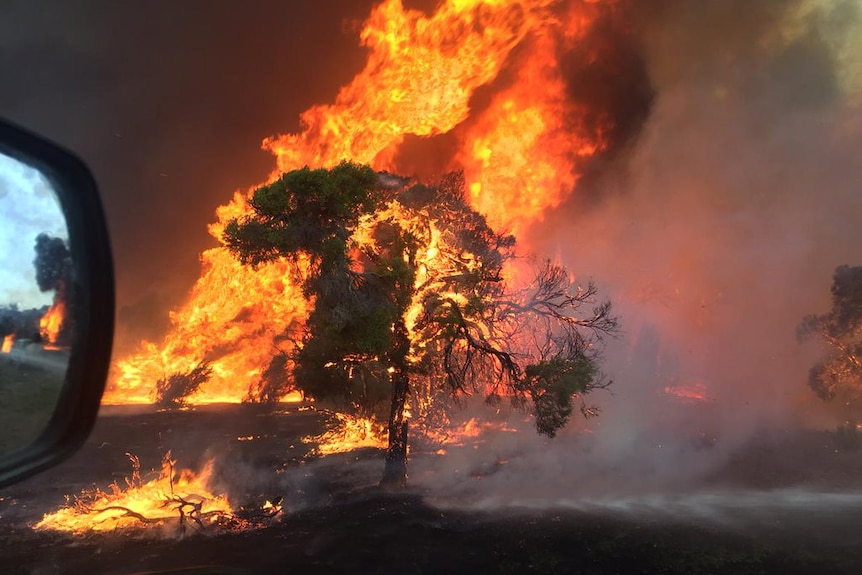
[[409, 0, 862, 506]]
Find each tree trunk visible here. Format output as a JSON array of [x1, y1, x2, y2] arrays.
[[380, 318, 410, 488]]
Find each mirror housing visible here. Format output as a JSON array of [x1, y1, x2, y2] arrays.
[[0, 118, 114, 487]]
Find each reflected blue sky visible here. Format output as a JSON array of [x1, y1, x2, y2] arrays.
[[0, 153, 68, 309]]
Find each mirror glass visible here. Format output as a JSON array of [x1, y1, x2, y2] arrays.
[[0, 152, 70, 457]]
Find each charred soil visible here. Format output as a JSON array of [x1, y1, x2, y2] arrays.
[[1, 405, 861, 574]]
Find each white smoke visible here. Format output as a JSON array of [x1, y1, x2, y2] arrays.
[[413, 0, 862, 509]]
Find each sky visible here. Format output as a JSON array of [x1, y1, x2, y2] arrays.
[[0, 152, 67, 309]]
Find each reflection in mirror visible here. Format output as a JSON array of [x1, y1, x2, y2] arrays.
[[0, 152, 71, 457]]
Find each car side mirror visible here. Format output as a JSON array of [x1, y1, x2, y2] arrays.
[[0, 118, 113, 488]]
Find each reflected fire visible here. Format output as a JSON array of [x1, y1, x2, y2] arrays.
[[105, 0, 609, 408], [39, 301, 65, 347]]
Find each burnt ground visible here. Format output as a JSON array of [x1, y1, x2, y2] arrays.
[[2, 404, 862, 575]]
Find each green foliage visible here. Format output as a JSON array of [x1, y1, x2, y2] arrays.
[[224, 161, 381, 272], [524, 357, 598, 437], [798, 265, 862, 412], [225, 162, 615, 439]]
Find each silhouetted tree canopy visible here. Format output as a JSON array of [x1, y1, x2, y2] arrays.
[[798, 265, 862, 416]]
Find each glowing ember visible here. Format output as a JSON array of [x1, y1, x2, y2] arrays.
[[420, 417, 518, 455], [35, 452, 233, 534], [1, 334, 13, 353], [663, 381, 709, 402], [39, 301, 65, 346]]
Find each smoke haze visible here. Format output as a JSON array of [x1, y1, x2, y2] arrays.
[[409, 0, 862, 505], [3, 0, 861, 503]]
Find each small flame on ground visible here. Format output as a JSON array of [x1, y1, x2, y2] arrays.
[[421, 417, 518, 455], [35, 452, 233, 535], [304, 412, 388, 456], [1, 334, 13, 353], [305, 412, 518, 458]]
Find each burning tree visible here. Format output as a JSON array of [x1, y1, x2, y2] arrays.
[[225, 162, 617, 486], [154, 361, 214, 409], [33, 232, 72, 346], [798, 265, 862, 420]]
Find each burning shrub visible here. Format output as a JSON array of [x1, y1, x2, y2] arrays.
[[245, 353, 294, 403], [33, 451, 284, 536], [154, 361, 213, 409]]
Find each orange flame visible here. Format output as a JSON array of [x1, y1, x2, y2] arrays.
[[663, 381, 710, 403], [462, 9, 604, 234], [35, 453, 233, 534], [1, 334, 13, 353], [104, 250, 310, 404], [39, 301, 65, 346], [305, 412, 517, 457], [305, 412, 388, 456], [107, 0, 608, 405], [420, 417, 517, 455]]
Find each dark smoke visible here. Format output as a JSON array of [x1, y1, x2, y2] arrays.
[[33, 233, 69, 293]]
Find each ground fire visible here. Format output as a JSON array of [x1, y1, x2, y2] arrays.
[[35, 452, 281, 535]]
